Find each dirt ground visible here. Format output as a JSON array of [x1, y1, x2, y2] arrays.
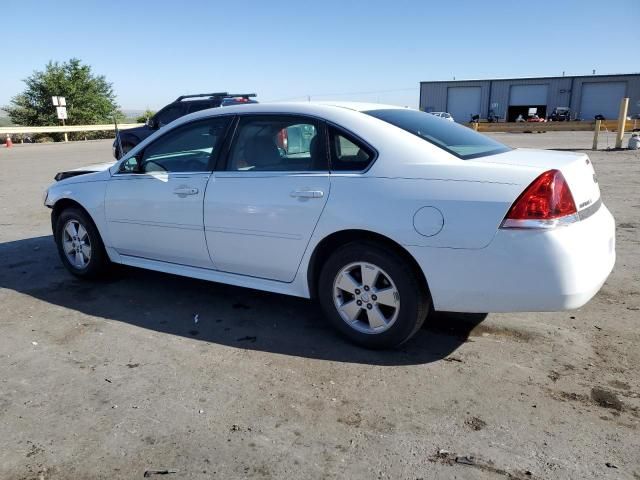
[[0, 134, 638, 479]]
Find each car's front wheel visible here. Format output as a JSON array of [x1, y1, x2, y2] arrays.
[[55, 207, 109, 279], [318, 242, 430, 349]]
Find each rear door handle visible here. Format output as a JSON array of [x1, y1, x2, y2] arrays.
[[173, 187, 199, 196], [290, 189, 324, 198]]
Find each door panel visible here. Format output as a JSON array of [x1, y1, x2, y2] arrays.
[[105, 116, 231, 267], [203, 114, 329, 282], [105, 172, 213, 267], [204, 172, 329, 281]]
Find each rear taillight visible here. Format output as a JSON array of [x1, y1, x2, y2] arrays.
[[501, 169, 578, 229]]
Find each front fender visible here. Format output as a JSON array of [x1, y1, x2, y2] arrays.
[[45, 176, 112, 254]]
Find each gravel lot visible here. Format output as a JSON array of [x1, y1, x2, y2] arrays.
[[0, 134, 638, 479]]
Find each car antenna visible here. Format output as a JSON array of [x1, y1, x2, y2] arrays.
[[113, 112, 124, 159]]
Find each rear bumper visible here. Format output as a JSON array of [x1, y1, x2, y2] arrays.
[[408, 204, 616, 313]]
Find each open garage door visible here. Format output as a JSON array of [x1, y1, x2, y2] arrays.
[[580, 82, 626, 120], [508, 84, 548, 121], [446, 87, 481, 123]]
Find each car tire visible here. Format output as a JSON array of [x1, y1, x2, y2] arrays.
[[55, 207, 109, 279], [318, 242, 431, 349]]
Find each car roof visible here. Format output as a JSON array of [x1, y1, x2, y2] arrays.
[[167, 101, 410, 132], [182, 101, 407, 118], [309, 101, 407, 112]]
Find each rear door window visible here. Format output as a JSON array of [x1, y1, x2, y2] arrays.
[[155, 105, 184, 127], [226, 115, 327, 172], [186, 102, 213, 114]]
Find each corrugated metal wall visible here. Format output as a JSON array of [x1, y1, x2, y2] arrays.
[[570, 75, 640, 119], [579, 82, 627, 119], [420, 74, 640, 122], [419, 80, 490, 120]]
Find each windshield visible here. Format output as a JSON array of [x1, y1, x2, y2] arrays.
[[365, 109, 510, 160]]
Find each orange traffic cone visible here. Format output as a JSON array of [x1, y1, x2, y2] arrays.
[[4, 134, 12, 148]]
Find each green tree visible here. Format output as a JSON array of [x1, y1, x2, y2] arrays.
[[5, 58, 122, 127], [135, 109, 156, 123]]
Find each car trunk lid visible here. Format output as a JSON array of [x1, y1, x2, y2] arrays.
[[474, 148, 601, 214]]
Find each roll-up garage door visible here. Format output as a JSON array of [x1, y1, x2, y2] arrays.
[[509, 85, 548, 105], [446, 87, 481, 123], [579, 82, 626, 120]]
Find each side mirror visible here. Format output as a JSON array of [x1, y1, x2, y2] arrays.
[[119, 155, 142, 173], [146, 117, 157, 129]]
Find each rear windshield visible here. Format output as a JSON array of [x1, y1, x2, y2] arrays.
[[365, 109, 510, 160]]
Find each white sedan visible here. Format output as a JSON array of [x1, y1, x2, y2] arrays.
[[44, 102, 615, 349]]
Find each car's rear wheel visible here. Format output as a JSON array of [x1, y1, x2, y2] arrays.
[[318, 242, 430, 349], [55, 208, 109, 279]]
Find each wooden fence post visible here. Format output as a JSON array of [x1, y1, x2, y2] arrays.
[[592, 119, 602, 151], [615, 98, 629, 149]]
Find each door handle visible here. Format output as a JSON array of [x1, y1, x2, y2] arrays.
[[290, 189, 324, 199], [173, 187, 199, 196]]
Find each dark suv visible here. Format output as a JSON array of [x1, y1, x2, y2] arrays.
[[113, 92, 257, 158]]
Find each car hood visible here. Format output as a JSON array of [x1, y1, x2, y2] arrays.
[[72, 161, 115, 172], [54, 161, 115, 181]]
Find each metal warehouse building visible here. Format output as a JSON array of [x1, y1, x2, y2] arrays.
[[419, 73, 640, 123]]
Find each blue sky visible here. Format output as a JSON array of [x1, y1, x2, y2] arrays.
[[2, 0, 637, 110]]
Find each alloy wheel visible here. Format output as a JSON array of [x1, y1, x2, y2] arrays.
[[62, 219, 92, 269], [332, 262, 400, 334]]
